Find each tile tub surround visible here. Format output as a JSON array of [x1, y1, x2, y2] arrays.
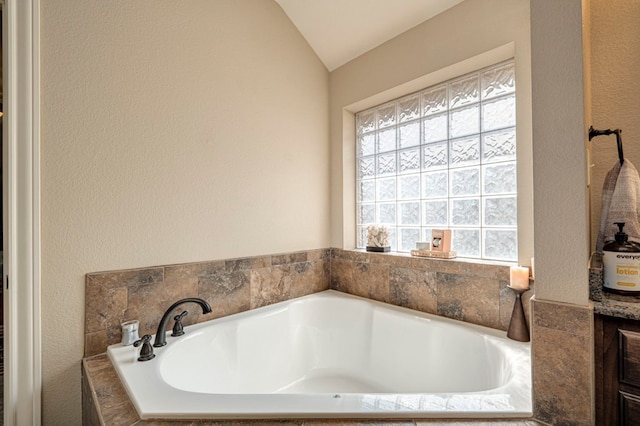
[[330, 249, 534, 332], [531, 299, 594, 425], [84, 249, 330, 357], [83, 353, 543, 425]]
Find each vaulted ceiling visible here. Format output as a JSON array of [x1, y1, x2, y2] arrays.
[[274, 0, 464, 71]]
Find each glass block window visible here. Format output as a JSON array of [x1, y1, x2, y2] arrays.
[[355, 60, 517, 261]]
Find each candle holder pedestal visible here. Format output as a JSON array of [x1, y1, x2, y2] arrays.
[[506, 285, 530, 342]]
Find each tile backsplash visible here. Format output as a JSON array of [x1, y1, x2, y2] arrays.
[[85, 248, 533, 356], [84, 249, 330, 357]]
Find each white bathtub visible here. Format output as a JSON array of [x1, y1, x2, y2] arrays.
[[107, 290, 532, 420]]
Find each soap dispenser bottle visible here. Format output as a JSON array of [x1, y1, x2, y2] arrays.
[[603, 222, 640, 294]]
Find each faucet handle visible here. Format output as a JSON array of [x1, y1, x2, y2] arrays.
[[171, 311, 188, 337], [133, 335, 156, 362]]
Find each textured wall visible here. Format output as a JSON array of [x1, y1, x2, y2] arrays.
[[530, 0, 589, 305], [40, 1, 329, 424], [589, 0, 640, 250]]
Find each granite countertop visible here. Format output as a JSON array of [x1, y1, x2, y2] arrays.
[[590, 253, 640, 320]]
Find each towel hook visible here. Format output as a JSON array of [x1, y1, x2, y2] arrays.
[[589, 125, 624, 165]]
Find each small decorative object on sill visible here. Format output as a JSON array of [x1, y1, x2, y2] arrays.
[[507, 285, 530, 342], [366, 224, 390, 252], [411, 249, 456, 259], [431, 229, 452, 252]]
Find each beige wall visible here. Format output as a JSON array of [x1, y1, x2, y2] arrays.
[[329, 0, 533, 265], [589, 0, 640, 250], [40, 1, 329, 424]]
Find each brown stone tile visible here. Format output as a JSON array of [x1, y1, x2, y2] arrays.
[[389, 267, 437, 314], [87, 267, 165, 290], [196, 267, 251, 320], [436, 273, 501, 329], [85, 330, 108, 357], [307, 248, 331, 263], [532, 323, 592, 425], [84, 354, 112, 373], [86, 284, 128, 334], [332, 255, 391, 302], [532, 299, 592, 336], [101, 400, 140, 426], [250, 265, 293, 308], [226, 255, 271, 272], [272, 252, 308, 265], [369, 252, 414, 268], [331, 248, 370, 263], [288, 260, 330, 299]]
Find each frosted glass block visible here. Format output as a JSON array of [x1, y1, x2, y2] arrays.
[[449, 75, 479, 109], [422, 228, 433, 243], [399, 122, 420, 148], [482, 129, 516, 163], [357, 226, 367, 248], [376, 178, 396, 201], [422, 142, 448, 170], [422, 113, 448, 143], [482, 62, 515, 100], [377, 128, 396, 152], [451, 198, 479, 225], [358, 157, 375, 179], [399, 228, 421, 252], [357, 109, 375, 134], [423, 200, 448, 226], [483, 162, 517, 194], [450, 136, 480, 167], [357, 133, 375, 157], [399, 174, 420, 200], [484, 196, 517, 226], [451, 167, 480, 196], [483, 229, 517, 261], [399, 202, 420, 225], [452, 229, 480, 258], [450, 105, 479, 138], [357, 180, 375, 202], [388, 227, 397, 251], [398, 94, 420, 122], [482, 95, 515, 132], [377, 153, 397, 176], [377, 103, 396, 128], [358, 203, 375, 224], [422, 85, 447, 116], [399, 148, 420, 174], [377, 203, 396, 224], [422, 171, 448, 198]]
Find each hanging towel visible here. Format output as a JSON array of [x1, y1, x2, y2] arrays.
[[597, 160, 640, 253]]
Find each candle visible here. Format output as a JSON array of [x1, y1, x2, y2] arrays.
[[530, 257, 535, 280], [510, 266, 530, 290]]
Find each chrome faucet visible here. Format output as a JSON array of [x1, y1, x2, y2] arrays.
[[153, 297, 212, 347]]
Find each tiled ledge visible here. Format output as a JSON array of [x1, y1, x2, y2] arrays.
[[83, 353, 542, 426], [589, 253, 640, 320]]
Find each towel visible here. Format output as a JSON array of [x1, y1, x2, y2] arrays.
[[596, 160, 640, 253]]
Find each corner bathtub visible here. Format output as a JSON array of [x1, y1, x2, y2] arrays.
[[108, 290, 532, 420]]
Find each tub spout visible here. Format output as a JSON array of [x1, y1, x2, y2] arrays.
[[153, 298, 212, 347]]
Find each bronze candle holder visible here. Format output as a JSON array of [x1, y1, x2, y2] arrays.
[[506, 285, 530, 342]]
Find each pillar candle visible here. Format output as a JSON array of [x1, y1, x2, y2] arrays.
[[510, 266, 530, 290]]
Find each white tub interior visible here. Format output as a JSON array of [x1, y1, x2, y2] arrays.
[[108, 290, 532, 419]]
